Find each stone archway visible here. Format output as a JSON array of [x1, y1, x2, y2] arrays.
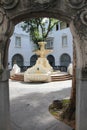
[[0, 1, 87, 130]]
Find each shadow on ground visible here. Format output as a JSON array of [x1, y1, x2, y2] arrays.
[[10, 87, 72, 130]]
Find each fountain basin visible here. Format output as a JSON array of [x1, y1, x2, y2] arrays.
[[24, 73, 51, 82]]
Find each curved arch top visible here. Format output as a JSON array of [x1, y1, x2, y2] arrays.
[[0, 0, 83, 24]]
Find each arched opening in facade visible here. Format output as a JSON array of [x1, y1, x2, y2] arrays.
[[60, 53, 71, 68], [30, 54, 38, 66], [47, 54, 55, 67], [12, 54, 24, 67]]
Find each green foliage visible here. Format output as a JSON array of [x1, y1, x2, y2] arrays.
[[21, 18, 58, 45], [62, 99, 70, 104], [62, 99, 70, 107]]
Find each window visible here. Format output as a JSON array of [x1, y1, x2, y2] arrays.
[[12, 54, 23, 67], [60, 53, 71, 67], [62, 35, 67, 47], [15, 36, 21, 47], [45, 37, 54, 49]]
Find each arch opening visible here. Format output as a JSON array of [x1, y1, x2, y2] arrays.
[[60, 53, 71, 68], [12, 54, 24, 67]]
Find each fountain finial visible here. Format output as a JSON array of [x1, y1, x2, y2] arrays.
[[35, 41, 52, 58]]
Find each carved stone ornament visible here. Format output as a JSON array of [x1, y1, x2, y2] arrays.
[[0, 0, 19, 10], [67, 0, 87, 9], [0, 7, 14, 71], [80, 10, 87, 26], [0, 8, 10, 36], [30, 0, 57, 10], [34, 0, 50, 4], [73, 9, 87, 40], [0, 12, 4, 24]]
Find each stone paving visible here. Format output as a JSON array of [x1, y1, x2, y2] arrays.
[[9, 79, 73, 130]]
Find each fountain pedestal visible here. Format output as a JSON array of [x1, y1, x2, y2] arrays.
[[24, 42, 53, 82]]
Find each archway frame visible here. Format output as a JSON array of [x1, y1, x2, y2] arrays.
[[0, 1, 87, 130]]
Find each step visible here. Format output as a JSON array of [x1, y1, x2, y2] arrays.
[[51, 77, 72, 81], [10, 73, 72, 82], [51, 74, 72, 81]]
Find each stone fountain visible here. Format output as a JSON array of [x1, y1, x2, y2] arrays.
[[24, 41, 53, 82]]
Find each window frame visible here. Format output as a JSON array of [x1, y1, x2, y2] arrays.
[[62, 35, 68, 48], [15, 36, 21, 48], [45, 37, 54, 49]]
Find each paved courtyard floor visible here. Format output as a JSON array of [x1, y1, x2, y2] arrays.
[[9, 79, 72, 130]]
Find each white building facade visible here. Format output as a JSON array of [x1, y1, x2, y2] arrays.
[[8, 21, 73, 71]]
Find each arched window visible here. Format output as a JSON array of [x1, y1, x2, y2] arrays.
[[12, 54, 24, 67], [60, 53, 71, 67], [47, 55, 55, 67], [30, 54, 38, 66]]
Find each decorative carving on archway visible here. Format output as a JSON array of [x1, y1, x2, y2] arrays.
[[80, 9, 87, 26], [0, 7, 14, 74], [73, 9, 87, 40], [67, 0, 87, 9], [67, 0, 87, 38], [0, 0, 19, 10], [71, 6, 87, 78], [30, 0, 57, 10], [34, 0, 50, 4]]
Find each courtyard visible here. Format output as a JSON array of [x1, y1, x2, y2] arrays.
[[9, 79, 72, 130], [0, 1, 87, 130]]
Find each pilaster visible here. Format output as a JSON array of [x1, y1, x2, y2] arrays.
[[0, 70, 11, 130], [0, 6, 14, 130]]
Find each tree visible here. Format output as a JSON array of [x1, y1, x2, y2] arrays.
[[21, 18, 58, 47]]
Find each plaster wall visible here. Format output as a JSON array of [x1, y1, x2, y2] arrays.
[[8, 23, 73, 69], [8, 24, 33, 69]]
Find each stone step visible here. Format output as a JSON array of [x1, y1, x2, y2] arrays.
[[10, 74, 24, 81], [10, 73, 72, 82], [51, 74, 72, 81]]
